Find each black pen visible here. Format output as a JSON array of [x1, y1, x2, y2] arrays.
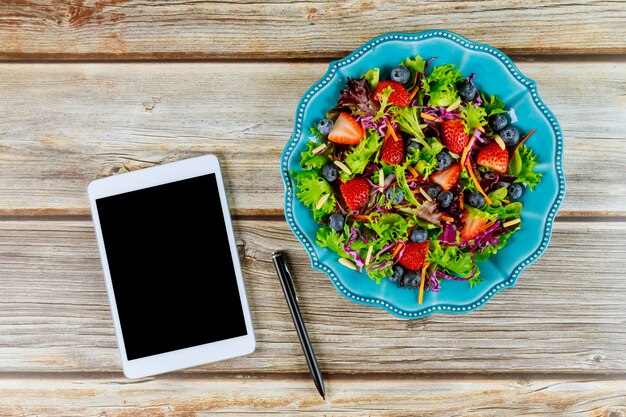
[[272, 251, 325, 399]]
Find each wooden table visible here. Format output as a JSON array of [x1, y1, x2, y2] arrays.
[[1, 2, 625, 415]]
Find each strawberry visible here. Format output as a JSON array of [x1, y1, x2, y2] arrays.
[[441, 119, 469, 154], [380, 130, 405, 165], [460, 210, 488, 241], [374, 81, 410, 107], [328, 112, 364, 145], [398, 241, 429, 271], [476, 142, 509, 174], [429, 163, 461, 191], [339, 176, 370, 211]]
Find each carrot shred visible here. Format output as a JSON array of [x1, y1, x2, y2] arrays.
[[407, 165, 419, 178], [441, 215, 454, 222], [350, 214, 369, 221], [420, 112, 437, 121], [391, 242, 404, 259], [418, 261, 430, 305], [465, 162, 492, 205], [408, 78, 420, 101], [502, 198, 510, 204], [388, 124, 400, 142], [411, 188, 422, 194], [459, 192, 465, 210], [476, 125, 485, 133], [460, 136, 476, 166]]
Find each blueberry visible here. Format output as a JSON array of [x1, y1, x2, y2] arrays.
[[402, 271, 421, 289], [489, 113, 508, 132], [467, 191, 486, 208], [385, 185, 404, 204], [317, 118, 334, 136], [329, 213, 344, 232], [507, 183, 524, 200], [389, 265, 404, 283], [406, 139, 423, 153], [459, 81, 477, 101], [437, 190, 453, 208], [426, 183, 442, 199], [390, 66, 411, 84], [409, 227, 428, 243], [321, 162, 338, 182], [435, 152, 452, 171], [499, 126, 520, 147]]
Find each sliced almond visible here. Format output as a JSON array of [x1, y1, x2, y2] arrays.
[[365, 245, 374, 265], [378, 170, 385, 189], [419, 187, 433, 202], [419, 124, 428, 129], [449, 152, 460, 159], [312, 143, 327, 154], [502, 218, 521, 228], [338, 258, 357, 270], [333, 160, 352, 175], [494, 134, 506, 150], [446, 98, 461, 112], [315, 193, 330, 210]]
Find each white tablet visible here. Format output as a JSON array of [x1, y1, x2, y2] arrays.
[[88, 154, 255, 378]]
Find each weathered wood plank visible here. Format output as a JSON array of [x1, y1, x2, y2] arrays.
[[1, 1, 625, 59], [0, 61, 624, 216], [0, 219, 624, 374], [0, 375, 625, 416]]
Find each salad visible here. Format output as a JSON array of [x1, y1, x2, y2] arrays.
[[291, 55, 542, 304]]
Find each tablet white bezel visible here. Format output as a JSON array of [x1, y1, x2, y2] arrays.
[[88, 154, 255, 378]]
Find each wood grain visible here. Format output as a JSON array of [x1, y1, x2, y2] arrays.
[[1, 1, 625, 60], [0, 219, 624, 374], [0, 61, 624, 216], [0, 375, 625, 416]]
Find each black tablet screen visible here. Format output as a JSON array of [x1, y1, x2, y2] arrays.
[[96, 173, 247, 360]]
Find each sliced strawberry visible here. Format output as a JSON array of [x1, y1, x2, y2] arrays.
[[374, 81, 410, 107], [476, 142, 509, 174], [460, 210, 488, 241], [339, 176, 370, 211], [398, 241, 429, 271], [380, 130, 405, 165], [429, 163, 461, 191], [328, 112, 365, 145], [441, 119, 469, 154]]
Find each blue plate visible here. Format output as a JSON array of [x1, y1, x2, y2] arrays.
[[280, 30, 566, 319]]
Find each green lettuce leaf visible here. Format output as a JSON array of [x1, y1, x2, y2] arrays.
[[395, 163, 421, 207], [427, 240, 475, 278], [300, 141, 330, 170], [401, 55, 427, 76], [479, 92, 507, 116], [362, 68, 380, 89], [514, 145, 542, 190], [414, 137, 444, 178], [367, 213, 409, 243], [316, 226, 348, 257], [482, 188, 523, 220], [426, 64, 462, 107], [373, 86, 394, 121], [339, 128, 382, 181], [390, 105, 429, 149], [461, 102, 487, 135], [508, 146, 523, 176], [291, 170, 335, 221]]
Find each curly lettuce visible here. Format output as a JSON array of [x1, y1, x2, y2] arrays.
[[291, 170, 335, 221], [340, 128, 382, 181], [426, 64, 462, 107]]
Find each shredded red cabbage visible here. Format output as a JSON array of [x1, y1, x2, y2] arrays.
[[438, 223, 457, 243]]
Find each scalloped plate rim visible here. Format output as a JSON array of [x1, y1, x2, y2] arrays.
[[279, 29, 566, 319]]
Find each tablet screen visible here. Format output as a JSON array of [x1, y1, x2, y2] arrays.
[[95, 173, 248, 360]]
